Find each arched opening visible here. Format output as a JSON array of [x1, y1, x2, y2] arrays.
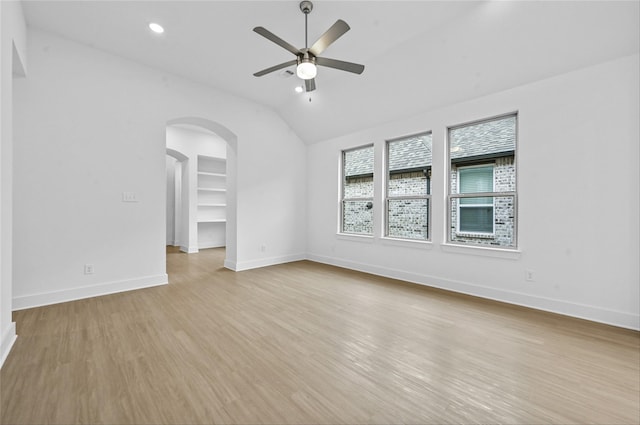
[[165, 117, 238, 270]]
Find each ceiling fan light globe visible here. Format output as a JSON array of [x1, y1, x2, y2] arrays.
[[296, 62, 317, 80]]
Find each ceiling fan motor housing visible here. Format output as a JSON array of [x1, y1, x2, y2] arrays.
[[300, 1, 313, 14]]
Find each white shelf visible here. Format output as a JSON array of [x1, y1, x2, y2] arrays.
[[197, 171, 226, 178], [198, 203, 226, 207], [197, 213, 226, 221], [197, 155, 226, 174], [197, 187, 226, 192], [198, 212, 226, 221]]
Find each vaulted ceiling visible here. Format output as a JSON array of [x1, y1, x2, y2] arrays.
[[21, 1, 640, 144]]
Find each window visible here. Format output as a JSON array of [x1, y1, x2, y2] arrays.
[[341, 145, 374, 235], [448, 114, 517, 247], [458, 165, 494, 234], [385, 132, 432, 240]]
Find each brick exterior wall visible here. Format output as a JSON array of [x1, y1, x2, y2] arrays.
[[343, 176, 374, 234], [388, 171, 428, 196], [343, 176, 374, 199]]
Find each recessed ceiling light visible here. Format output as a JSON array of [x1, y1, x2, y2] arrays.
[[294, 86, 304, 93], [149, 23, 164, 34]]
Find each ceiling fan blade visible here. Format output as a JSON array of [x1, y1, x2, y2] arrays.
[[253, 60, 297, 77], [308, 19, 350, 56], [305, 79, 316, 92], [316, 57, 365, 75], [253, 27, 301, 56]]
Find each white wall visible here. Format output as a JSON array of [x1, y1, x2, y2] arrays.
[[307, 54, 640, 330], [165, 155, 176, 245], [11, 28, 307, 310], [1, 0, 27, 368]]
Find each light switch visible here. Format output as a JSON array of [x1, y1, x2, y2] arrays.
[[122, 192, 139, 202]]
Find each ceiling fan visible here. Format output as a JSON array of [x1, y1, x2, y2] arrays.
[[253, 1, 365, 92]]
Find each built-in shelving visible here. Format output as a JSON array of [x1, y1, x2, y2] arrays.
[[197, 156, 226, 223], [197, 155, 226, 249]]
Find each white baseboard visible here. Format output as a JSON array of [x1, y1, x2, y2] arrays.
[[306, 253, 640, 331], [198, 241, 225, 250], [12, 274, 169, 311], [1, 322, 17, 369], [180, 245, 199, 254], [231, 253, 306, 272]]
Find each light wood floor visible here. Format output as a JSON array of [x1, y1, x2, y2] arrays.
[[2, 247, 639, 424]]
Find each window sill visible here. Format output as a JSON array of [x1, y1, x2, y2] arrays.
[[336, 233, 375, 243], [455, 232, 495, 239], [380, 237, 433, 249], [441, 243, 521, 260]]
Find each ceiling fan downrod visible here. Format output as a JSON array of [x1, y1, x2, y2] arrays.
[[300, 1, 313, 49]]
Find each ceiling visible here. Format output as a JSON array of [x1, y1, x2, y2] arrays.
[[21, 1, 640, 144]]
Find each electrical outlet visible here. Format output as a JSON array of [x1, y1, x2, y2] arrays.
[[260, 244, 266, 252], [84, 264, 95, 275], [525, 269, 535, 282]]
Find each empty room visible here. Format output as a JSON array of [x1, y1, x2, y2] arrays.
[[1, 1, 638, 424]]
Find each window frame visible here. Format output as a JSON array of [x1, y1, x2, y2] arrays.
[[384, 132, 432, 241], [447, 113, 519, 249], [340, 144, 375, 236], [456, 163, 495, 236]]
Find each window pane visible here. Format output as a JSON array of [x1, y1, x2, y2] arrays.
[[342, 200, 373, 234], [449, 114, 517, 247], [343, 146, 374, 198], [450, 115, 516, 161], [459, 166, 493, 193], [388, 171, 429, 197], [450, 195, 516, 247], [388, 133, 432, 196], [387, 198, 428, 239], [460, 196, 493, 205], [388, 133, 432, 168], [344, 176, 373, 199], [344, 145, 374, 175], [459, 206, 493, 233], [342, 145, 374, 235], [386, 132, 431, 241]]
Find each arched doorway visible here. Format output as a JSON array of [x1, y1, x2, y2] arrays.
[[165, 117, 238, 270]]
